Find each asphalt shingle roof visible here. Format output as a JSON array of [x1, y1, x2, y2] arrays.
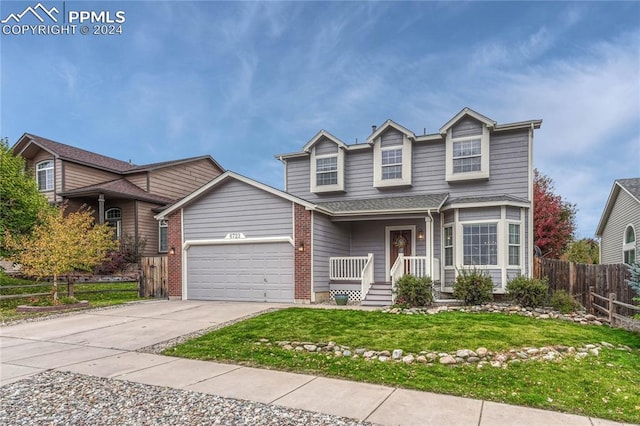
[[316, 193, 449, 214], [59, 179, 175, 205], [444, 194, 530, 206], [25, 134, 136, 173]]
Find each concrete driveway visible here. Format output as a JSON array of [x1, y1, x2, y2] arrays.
[[1, 300, 283, 384]]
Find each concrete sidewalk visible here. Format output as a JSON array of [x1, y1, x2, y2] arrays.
[[0, 300, 634, 426]]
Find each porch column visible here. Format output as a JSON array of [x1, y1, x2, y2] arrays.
[[425, 215, 432, 277], [98, 194, 105, 225]]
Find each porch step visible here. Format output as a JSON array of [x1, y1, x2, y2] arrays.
[[362, 282, 393, 307]]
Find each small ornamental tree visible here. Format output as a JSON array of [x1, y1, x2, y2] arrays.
[[565, 238, 599, 264], [5, 204, 118, 302], [0, 137, 51, 257], [534, 169, 576, 258]]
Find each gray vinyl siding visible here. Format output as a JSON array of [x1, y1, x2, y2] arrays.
[[444, 269, 455, 288], [285, 128, 530, 202], [380, 129, 403, 147], [183, 179, 293, 240], [458, 207, 501, 221], [451, 117, 482, 138], [600, 190, 640, 264], [315, 138, 338, 155], [506, 207, 521, 221], [313, 213, 350, 292]]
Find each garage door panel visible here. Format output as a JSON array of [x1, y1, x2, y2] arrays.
[[187, 242, 293, 302]]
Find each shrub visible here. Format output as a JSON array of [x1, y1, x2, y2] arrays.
[[550, 290, 581, 314], [452, 267, 494, 305], [506, 275, 549, 307], [394, 274, 433, 307], [625, 263, 640, 305]]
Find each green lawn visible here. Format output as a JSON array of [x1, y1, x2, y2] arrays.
[[0, 273, 144, 321], [166, 308, 640, 423]]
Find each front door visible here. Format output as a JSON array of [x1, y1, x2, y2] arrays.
[[390, 229, 412, 270]]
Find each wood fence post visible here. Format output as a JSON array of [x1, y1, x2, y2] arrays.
[[587, 286, 594, 314], [569, 262, 575, 295], [68, 276, 74, 298], [608, 292, 616, 325]]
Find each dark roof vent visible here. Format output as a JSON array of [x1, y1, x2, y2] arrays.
[[371, 125, 377, 133]]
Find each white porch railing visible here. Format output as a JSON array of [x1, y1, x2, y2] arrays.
[[404, 256, 428, 278], [330, 256, 369, 281], [360, 254, 375, 301], [390, 254, 405, 304]]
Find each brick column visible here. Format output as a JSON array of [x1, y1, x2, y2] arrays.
[[167, 210, 182, 298], [294, 204, 312, 303]]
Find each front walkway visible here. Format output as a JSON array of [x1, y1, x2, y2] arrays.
[[0, 300, 631, 426]]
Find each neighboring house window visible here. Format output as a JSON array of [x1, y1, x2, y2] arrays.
[[445, 126, 490, 182], [36, 160, 54, 191], [105, 208, 122, 240], [381, 148, 403, 180], [623, 225, 636, 264], [158, 220, 168, 253], [316, 156, 338, 186], [463, 223, 497, 265], [508, 224, 520, 266], [452, 139, 481, 173], [444, 226, 453, 266]]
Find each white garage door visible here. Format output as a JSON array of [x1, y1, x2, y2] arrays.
[[186, 242, 294, 302]]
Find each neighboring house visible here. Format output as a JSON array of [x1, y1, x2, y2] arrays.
[[595, 178, 640, 265], [12, 133, 224, 257], [157, 108, 541, 305]]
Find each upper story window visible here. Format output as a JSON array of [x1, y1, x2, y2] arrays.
[[452, 139, 481, 173], [445, 126, 490, 182], [381, 148, 403, 180], [623, 225, 636, 265], [105, 208, 122, 240], [158, 220, 168, 253], [36, 160, 54, 191], [316, 156, 338, 186], [310, 147, 344, 193], [373, 132, 412, 188]]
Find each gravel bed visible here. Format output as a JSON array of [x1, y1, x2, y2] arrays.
[[1, 371, 376, 426]]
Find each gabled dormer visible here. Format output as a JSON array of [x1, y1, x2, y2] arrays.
[[440, 108, 496, 183], [367, 120, 415, 188], [303, 130, 347, 194]]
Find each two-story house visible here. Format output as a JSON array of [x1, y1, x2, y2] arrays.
[[157, 108, 541, 305], [12, 133, 224, 257]]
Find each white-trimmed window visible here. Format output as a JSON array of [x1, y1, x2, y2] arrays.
[[381, 148, 403, 180], [453, 139, 481, 173], [36, 160, 54, 191], [373, 135, 412, 187], [444, 226, 453, 266], [105, 208, 122, 240], [310, 147, 344, 193], [463, 223, 498, 266], [623, 225, 636, 265], [445, 127, 490, 181], [158, 220, 168, 253], [316, 156, 338, 186], [508, 223, 520, 266]]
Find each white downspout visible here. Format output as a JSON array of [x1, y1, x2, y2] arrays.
[[426, 210, 433, 278]]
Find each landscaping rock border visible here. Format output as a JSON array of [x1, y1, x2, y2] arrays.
[[382, 303, 607, 326], [255, 339, 634, 369]]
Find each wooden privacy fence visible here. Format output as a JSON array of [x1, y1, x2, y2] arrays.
[[534, 257, 636, 316], [140, 256, 168, 298]]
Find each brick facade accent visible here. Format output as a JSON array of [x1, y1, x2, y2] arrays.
[[294, 204, 312, 302], [167, 209, 182, 298]]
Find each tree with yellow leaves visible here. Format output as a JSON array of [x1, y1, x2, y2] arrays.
[[5, 204, 118, 302]]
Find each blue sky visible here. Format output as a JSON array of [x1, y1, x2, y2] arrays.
[[1, 1, 639, 239]]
